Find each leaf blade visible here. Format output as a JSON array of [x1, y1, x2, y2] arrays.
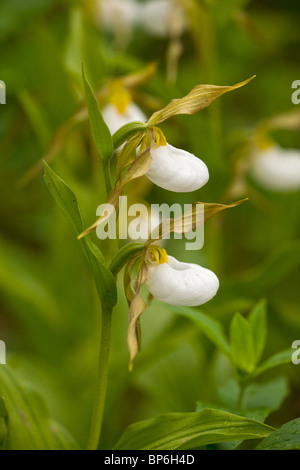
[[82, 67, 114, 162], [230, 313, 256, 375], [114, 408, 274, 450], [43, 162, 117, 311], [148, 76, 255, 125]]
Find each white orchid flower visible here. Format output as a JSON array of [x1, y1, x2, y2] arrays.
[[251, 145, 300, 192], [140, 0, 186, 37], [96, 0, 139, 32], [145, 248, 219, 306], [146, 142, 209, 192]]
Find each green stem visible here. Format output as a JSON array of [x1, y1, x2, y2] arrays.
[[237, 381, 247, 410], [87, 306, 112, 450], [102, 160, 112, 195], [102, 160, 119, 257]]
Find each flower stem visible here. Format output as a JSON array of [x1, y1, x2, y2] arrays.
[[237, 381, 247, 410], [87, 306, 112, 450], [102, 160, 119, 257]]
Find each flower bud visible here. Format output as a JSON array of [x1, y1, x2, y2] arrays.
[[146, 254, 219, 306], [146, 143, 209, 192], [251, 145, 300, 192]]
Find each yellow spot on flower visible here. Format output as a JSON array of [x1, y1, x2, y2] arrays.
[[153, 127, 167, 147], [109, 82, 132, 115], [147, 245, 168, 264]]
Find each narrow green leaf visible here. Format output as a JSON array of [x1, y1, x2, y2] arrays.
[[195, 401, 269, 450], [43, 162, 117, 311], [0, 366, 79, 450], [148, 76, 255, 126], [109, 242, 144, 277], [254, 349, 292, 378], [171, 306, 231, 358], [114, 409, 274, 450], [248, 299, 267, 365], [256, 419, 300, 450], [196, 401, 269, 423], [230, 313, 255, 375], [82, 67, 114, 162]]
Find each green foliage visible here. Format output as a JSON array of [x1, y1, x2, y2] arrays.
[[172, 302, 291, 384], [171, 306, 230, 358], [115, 409, 274, 450], [0, 365, 79, 450], [248, 300, 267, 365], [219, 375, 289, 414], [82, 67, 114, 163], [254, 350, 293, 377], [44, 162, 117, 312], [230, 312, 256, 375], [256, 419, 300, 450]]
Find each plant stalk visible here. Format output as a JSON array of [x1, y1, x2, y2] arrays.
[[87, 306, 113, 450]]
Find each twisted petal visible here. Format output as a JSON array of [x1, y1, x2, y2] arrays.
[[146, 255, 219, 306], [102, 103, 147, 136], [146, 143, 209, 192], [251, 146, 300, 192]]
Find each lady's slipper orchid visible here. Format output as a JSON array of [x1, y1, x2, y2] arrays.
[[96, 0, 139, 32], [145, 249, 219, 306], [140, 0, 186, 37], [251, 145, 300, 192], [146, 142, 209, 192]]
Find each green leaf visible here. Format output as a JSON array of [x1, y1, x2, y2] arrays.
[[109, 242, 144, 277], [148, 77, 255, 126], [196, 401, 269, 423], [49, 420, 81, 450], [114, 408, 274, 450], [256, 419, 300, 450], [219, 376, 288, 413], [170, 306, 231, 358], [82, 66, 114, 162], [0, 417, 7, 450], [0, 365, 79, 450], [254, 349, 292, 378], [248, 299, 267, 365], [243, 376, 288, 412], [196, 401, 269, 450], [113, 122, 147, 149], [230, 313, 255, 375], [44, 162, 117, 311]]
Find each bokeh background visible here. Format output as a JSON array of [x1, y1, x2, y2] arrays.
[[0, 0, 299, 449]]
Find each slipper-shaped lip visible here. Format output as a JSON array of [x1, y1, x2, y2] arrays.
[[146, 143, 209, 192], [251, 145, 300, 192], [146, 255, 219, 306]]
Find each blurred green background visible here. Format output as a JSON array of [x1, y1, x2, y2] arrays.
[[0, 0, 299, 449]]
